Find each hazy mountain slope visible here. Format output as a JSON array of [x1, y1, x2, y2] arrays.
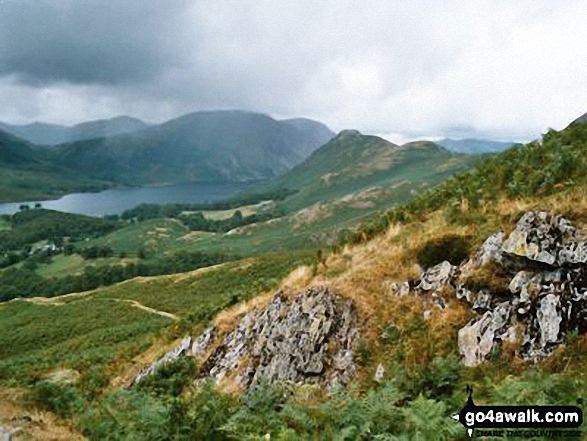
[[436, 138, 515, 153], [0, 116, 149, 145], [260, 130, 479, 212], [52, 111, 334, 185], [280, 118, 335, 157], [0, 130, 111, 202], [66, 116, 149, 143], [0, 122, 70, 146], [0, 129, 41, 166]]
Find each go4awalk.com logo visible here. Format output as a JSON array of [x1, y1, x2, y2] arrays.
[[452, 386, 583, 438]]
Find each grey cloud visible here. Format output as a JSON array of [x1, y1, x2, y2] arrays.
[[0, 0, 192, 85], [0, 0, 585, 138]]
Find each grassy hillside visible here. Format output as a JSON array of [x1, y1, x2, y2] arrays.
[[0, 112, 334, 201], [75, 132, 478, 263], [1, 117, 586, 439], [252, 130, 479, 213]]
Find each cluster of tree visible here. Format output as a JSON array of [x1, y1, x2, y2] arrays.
[[0, 249, 29, 270], [0, 209, 121, 252], [179, 208, 282, 233], [0, 250, 233, 302], [119, 188, 297, 222], [77, 245, 115, 260], [18, 203, 43, 211]]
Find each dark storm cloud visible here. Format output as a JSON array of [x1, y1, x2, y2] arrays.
[[0, 0, 191, 85]]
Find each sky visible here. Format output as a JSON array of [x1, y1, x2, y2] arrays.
[[0, 0, 585, 141]]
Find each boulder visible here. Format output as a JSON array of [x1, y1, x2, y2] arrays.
[[418, 261, 456, 292], [501, 211, 581, 266], [456, 211, 587, 365], [374, 363, 385, 383], [458, 302, 515, 367], [199, 287, 360, 390]]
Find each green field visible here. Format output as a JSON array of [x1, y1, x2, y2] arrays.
[[36, 254, 139, 278], [89, 218, 191, 256]]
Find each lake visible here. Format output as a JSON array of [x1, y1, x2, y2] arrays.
[[0, 182, 255, 217]]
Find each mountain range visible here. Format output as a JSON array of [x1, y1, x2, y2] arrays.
[[0, 111, 334, 201], [0, 116, 149, 146], [51, 111, 334, 185]]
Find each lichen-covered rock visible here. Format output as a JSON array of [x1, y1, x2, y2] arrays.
[[199, 287, 359, 390], [374, 363, 385, 383], [458, 302, 515, 367], [477, 232, 506, 266], [418, 261, 456, 292], [456, 211, 587, 365], [502, 211, 581, 266], [191, 327, 215, 358], [389, 281, 410, 297]]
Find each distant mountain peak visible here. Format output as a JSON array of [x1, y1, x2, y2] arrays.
[[336, 129, 362, 138], [436, 138, 515, 154]]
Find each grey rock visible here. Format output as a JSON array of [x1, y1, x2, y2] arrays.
[[477, 232, 505, 266], [457, 211, 587, 364], [502, 211, 583, 266], [389, 281, 410, 297], [199, 287, 359, 390], [537, 294, 562, 346], [375, 363, 385, 383], [472, 290, 492, 311], [458, 312, 495, 367], [191, 327, 215, 358], [458, 301, 515, 367], [418, 261, 456, 292]]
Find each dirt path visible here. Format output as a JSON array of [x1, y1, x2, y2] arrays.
[[115, 299, 179, 320], [10, 295, 178, 320]]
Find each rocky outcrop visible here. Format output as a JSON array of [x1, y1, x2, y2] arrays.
[[458, 212, 587, 365], [199, 287, 359, 389], [390, 211, 587, 367], [134, 287, 359, 390]]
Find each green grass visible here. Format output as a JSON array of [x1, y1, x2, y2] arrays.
[[91, 251, 313, 316], [0, 251, 313, 386], [0, 217, 10, 231], [0, 166, 112, 203], [199, 200, 275, 220], [89, 218, 190, 256], [0, 298, 171, 385], [35, 254, 138, 278]]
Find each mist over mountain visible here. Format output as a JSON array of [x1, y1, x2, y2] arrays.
[[0, 116, 149, 145], [436, 138, 516, 154]]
